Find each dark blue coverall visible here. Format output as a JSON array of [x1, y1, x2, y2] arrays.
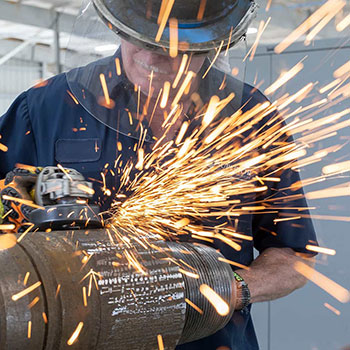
[[0, 52, 317, 350]]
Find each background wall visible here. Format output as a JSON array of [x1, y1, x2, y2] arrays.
[[231, 39, 350, 350], [0, 58, 43, 114]]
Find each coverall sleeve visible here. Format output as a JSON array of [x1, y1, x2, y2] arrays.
[[0, 92, 38, 178]]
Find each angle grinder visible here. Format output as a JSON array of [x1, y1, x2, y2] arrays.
[[30, 167, 102, 230]]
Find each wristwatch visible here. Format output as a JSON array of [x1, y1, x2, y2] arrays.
[[233, 271, 251, 310]]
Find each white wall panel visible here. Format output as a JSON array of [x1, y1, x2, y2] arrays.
[[0, 58, 42, 115], [269, 46, 350, 350]]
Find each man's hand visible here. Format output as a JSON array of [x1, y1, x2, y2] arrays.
[[0, 167, 42, 233]]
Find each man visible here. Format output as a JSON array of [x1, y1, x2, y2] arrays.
[[0, 0, 317, 349]]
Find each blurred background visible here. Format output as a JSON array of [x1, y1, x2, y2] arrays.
[[0, 0, 349, 349]]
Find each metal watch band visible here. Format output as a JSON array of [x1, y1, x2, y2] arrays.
[[233, 271, 251, 310]]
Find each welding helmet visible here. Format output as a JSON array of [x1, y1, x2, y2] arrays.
[[65, 0, 257, 142], [92, 0, 257, 54]]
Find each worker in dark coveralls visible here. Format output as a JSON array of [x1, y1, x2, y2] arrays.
[[0, 0, 317, 349]]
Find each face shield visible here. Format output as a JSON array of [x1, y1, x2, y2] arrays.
[[65, 0, 257, 143]]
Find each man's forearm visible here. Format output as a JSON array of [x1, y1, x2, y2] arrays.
[[235, 247, 315, 307]]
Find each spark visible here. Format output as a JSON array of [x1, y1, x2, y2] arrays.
[[24, 272, 30, 286], [199, 284, 230, 316], [27, 296, 39, 309], [197, 0, 207, 20], [304, 1, 345, 46], [83, 287, 88, 307], [274, 0, 344, 54], [322, 160, 350, 175], [224, 27, 234, 56], [336, 13, 350, 31], [217, 257, 250, 270], [42, 312, 48, 324], [57, 164, 73, 181], [169, 18, 178, 58], [55, 284, 61, 298], [172, 71, 195, 107], [124, 250, 148, 275], [333, 61, 350, 78], [157, 334, 164, 350], [12, 281, 42, 301], [0, 143, 8, 152], [155, 0, 175, 42], [246, 18, 271, 62], [265, 0, 272, 11], [2, 195, 44, 210], [319, 79, 342, 94], [27, 321, 32, 339], [160, 81, 171, 108], [264, 61, 304, 95], [274, 216, 301, 223], [77, 184, 95, 195], [306, 186, 350, 199], [294, 261, 350, 303], [203, 96, 220, 127], [202, 41, 224, 79], [185, 298, 203, 314], [67, 322, 84, 346], [174, 218, 190, 228], [175, 121, 189, 145], [306, 245, 336, 256], [179, 268, 199, 279], [81, 269, 101, 295], [157, 0, 167, 24], [0, 224, 15, 231], [172, 54, 188, 89], [221, 230, 253, 241], [135, 149, 145, 170], [324, 302, 341, 315], [67, 90, 79, 105], [99, 73, 111, 106], [115, 58, 122, 76]]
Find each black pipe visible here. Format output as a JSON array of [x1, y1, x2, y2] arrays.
[[0, 229, 235, 349]]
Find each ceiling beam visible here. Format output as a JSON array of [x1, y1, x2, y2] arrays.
[[0, 0, 76, 33], [0, 38, 99, 68]]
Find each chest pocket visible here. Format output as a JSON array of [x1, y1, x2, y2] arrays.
[[55, 138, 101, 163]]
